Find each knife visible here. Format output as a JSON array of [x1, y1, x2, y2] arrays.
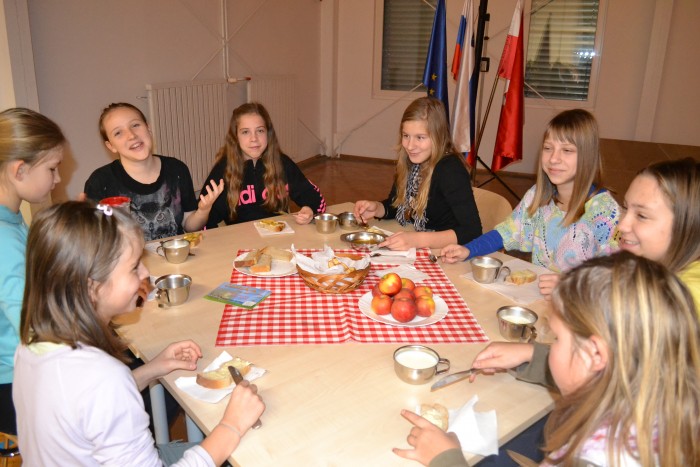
[[228, 366, 263, 429], [430, 368, 476, 392], [506, 449, 539, 467]]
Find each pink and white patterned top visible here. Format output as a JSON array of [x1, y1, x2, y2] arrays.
[[496, 186, 620, 273]]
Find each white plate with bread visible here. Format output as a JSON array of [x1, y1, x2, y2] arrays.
[[234, 246, 296, 277], [254, 219, 294, 236]]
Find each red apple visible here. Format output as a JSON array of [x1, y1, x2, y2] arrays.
[[400, 277, 415, 291], [391, 297, 417, 323], [394, 288, 415, 301], [413, 285, 433, 299], [415, 295, 436, 317], [378, 272, 402, 296], [371, 283, 383, 297], [371, 294, 393, 315]]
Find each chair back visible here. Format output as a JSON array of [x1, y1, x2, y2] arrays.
[[473, 187, 513, 232], [0, 432, 20, 467]]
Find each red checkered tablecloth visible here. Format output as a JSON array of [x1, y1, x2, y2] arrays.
[[215, 249, 488, 346]]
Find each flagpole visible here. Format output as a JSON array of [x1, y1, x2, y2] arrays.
[[468, 0, 522, 200]]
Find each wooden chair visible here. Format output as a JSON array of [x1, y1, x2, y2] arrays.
[[0, 432, 20, 467], [472, 187, 513, 232]]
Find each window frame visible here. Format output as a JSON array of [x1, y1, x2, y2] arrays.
[[523, 0, 608, 109], [372, 0, 430, 100]]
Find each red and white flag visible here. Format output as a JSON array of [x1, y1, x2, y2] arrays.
[[491, 0, 524, 172]]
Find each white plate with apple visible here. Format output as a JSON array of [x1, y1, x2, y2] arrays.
[[357, 292, 449, 327]]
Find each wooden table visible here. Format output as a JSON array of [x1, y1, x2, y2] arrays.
[[115, 202, 554, 466]]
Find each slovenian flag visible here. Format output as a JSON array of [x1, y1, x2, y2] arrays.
[[451, 0, 476, 167], [491, 0, 525, 171]]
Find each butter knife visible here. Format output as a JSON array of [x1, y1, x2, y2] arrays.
[[227, 366, 262, 429], [430, 368, 476, 391]]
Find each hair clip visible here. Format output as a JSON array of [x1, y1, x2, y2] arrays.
[[96, 204, 113, 216]]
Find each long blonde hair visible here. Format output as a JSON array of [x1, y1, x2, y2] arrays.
[[0, 107, 65, 174], [391, 97, 463, 219], [216, 102, 287, 221], [528, 109, 603, 225], [545, 251, 700, 466]]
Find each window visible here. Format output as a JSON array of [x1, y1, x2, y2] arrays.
[[525, 0, 602, 101], [378, 0, 434, 92]]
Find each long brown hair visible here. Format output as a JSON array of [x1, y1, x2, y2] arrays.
[[20, 201, 143, 363], [636, 158, 700, 273], [528, 109, 604, 225], [216, 102, 288, 220], [391, 97, 463, 219], [544, 252, 700, 466]]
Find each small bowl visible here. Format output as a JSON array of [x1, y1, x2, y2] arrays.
[[314, 213, 338, 234], [154, 274, 192, 308], [340, 231, 386, 252], [393, 345, 450, 385], [337, 212, 359, 230]]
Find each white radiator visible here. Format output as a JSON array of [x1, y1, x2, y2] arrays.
[[247, 75, 297, 159], [146, 80, 228, 190]]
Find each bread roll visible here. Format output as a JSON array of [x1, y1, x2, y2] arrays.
[[506, 269, 537, 285], [420, 403, 449, 431], [234, 249, 261, 268], [258, 219, 285, 232], [260, 246, 293, 262], [249, 254, 272, 273], [196, 357, 251, 389]]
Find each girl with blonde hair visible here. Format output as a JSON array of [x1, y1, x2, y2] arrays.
[[0, 107, 65, 435], [354, 97, 481, 249], [441, 109, 619, 286], [395, 252, 700, 466], [191, 102, 326, 229]]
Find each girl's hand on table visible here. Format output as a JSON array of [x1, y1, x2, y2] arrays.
[[538, 273, 560, 301], [440, 244, 469, 263], [379, 231, 417, 251], [393, 409, 461, 465], [292, 206, 314, 225], [468, 342, 535, 382], [153, 340, 203, 376], [221, 380, 265, 436], [354, 200, 383, 224]]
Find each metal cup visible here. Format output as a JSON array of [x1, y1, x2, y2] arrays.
[[156, 239, 190, 264], [471, 256, 511, 284], [497, 306, 538, 342], [393, 345, 450, 385], [154, 274, 192, 307], [314, 213, 338, 234]]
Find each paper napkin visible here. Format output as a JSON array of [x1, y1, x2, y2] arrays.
[[369, 248, 416, 265], [174, 351, 267, 403], [461, 258, 552, 305], [434, 395, 498, 457]]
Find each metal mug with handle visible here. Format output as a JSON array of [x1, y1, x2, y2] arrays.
[[497, 306, 538, 343], [471, 256, 511, 284]]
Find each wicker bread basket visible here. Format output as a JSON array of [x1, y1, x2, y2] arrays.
[[296, 253, 369, 294]]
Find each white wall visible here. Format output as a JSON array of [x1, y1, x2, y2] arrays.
[[25, 0, 321, 201], [335, 0, 700, 174]]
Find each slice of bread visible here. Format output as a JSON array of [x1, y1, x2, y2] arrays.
[[196, 357, 251, 389], [420, 403, 449, 431], [249, 254, 272, 273], [506, 269, 538, 285], [258, 219, 285, 232], [260, 246, 293, 262], [234, 249, 262, 268]]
